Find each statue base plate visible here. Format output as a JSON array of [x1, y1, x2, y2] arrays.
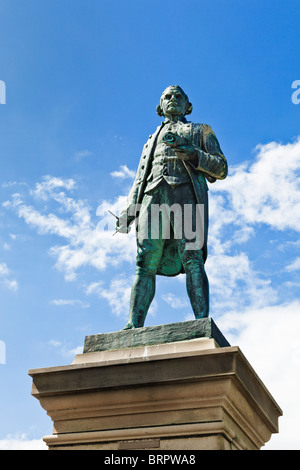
[[83, 318, 230, 353]]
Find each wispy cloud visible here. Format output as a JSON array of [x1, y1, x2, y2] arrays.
[[161, 293, 188, 309], [51, 299, 90, 308], [3, 176, 136, 281], [0, 433, 47, 450], [74, 149, 93, 161], [285, 257, 300, 272], [206, 252, 277, 314], [48, 339, 83, 358], [2, 181, 29, 189], [0, 262, 18, 291], [86, 275, 133, 318], [30, 175, 76, 200], [110, 165, 136, 180], [86, 274, 157, 319]]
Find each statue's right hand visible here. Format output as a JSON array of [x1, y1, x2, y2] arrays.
[[116, 219, 131, 234], [116, 212, 134, 234]]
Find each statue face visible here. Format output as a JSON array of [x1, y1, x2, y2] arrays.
[[160, 87, 188, 118]]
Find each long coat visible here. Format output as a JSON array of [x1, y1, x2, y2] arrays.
[[124, 120, 228, 276]]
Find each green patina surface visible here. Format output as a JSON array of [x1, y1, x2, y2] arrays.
[[83, 318, 230, 353], [115, 86, 228, 329]]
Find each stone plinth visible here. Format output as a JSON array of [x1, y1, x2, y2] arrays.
[[28, 319, 282, 450]]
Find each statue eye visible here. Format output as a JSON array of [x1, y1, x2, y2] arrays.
[[176, 94, 182, 99], [165, 94, 171, 99]]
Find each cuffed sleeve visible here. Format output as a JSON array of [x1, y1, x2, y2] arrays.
[[193, 147, 227, 180], [190, 124, 227, 180]]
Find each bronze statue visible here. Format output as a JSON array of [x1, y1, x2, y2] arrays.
[[116, 86, 227, 329]]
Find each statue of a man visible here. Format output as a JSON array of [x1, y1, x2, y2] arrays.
[[117, 86, 228, 329]]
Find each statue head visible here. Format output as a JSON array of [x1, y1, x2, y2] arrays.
[[156, 85, 193, 118]]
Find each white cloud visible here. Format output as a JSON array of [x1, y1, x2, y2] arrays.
[[86, 275, 133, 318], [0, 433, 47, 450], [203, 136, 300, 316], [0, 263, 10, 276], [74, 149, 93, 161], [0, 262, 18, 291], [67, 345, 84, 356], [86, 275, 157, 319], [2, 181, 28, 189], [48, 339, 61, 347], [206, 252, 277, 314], [31, 175, 76, 200], [285, 257, 300, 272], [161, 293, 188, 309], [4, 279, 18, 291], [48, 339, 83, 358], [213, 136, 300, 233], [51, 299, 90, 308], [110, 165, 136, 179], [4, 176, 136, 281]]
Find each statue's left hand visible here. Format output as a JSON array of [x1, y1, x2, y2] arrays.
[[173, 142, 198, 163], [162, 132, 198, 164]]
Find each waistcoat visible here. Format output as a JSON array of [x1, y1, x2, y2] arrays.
[[145, 120, 190, 192]]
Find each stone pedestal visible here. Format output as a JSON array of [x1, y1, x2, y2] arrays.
[[28, 319, 282, 450]]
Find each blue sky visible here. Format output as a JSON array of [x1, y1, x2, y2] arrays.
[[0, 0, 300, 450]]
